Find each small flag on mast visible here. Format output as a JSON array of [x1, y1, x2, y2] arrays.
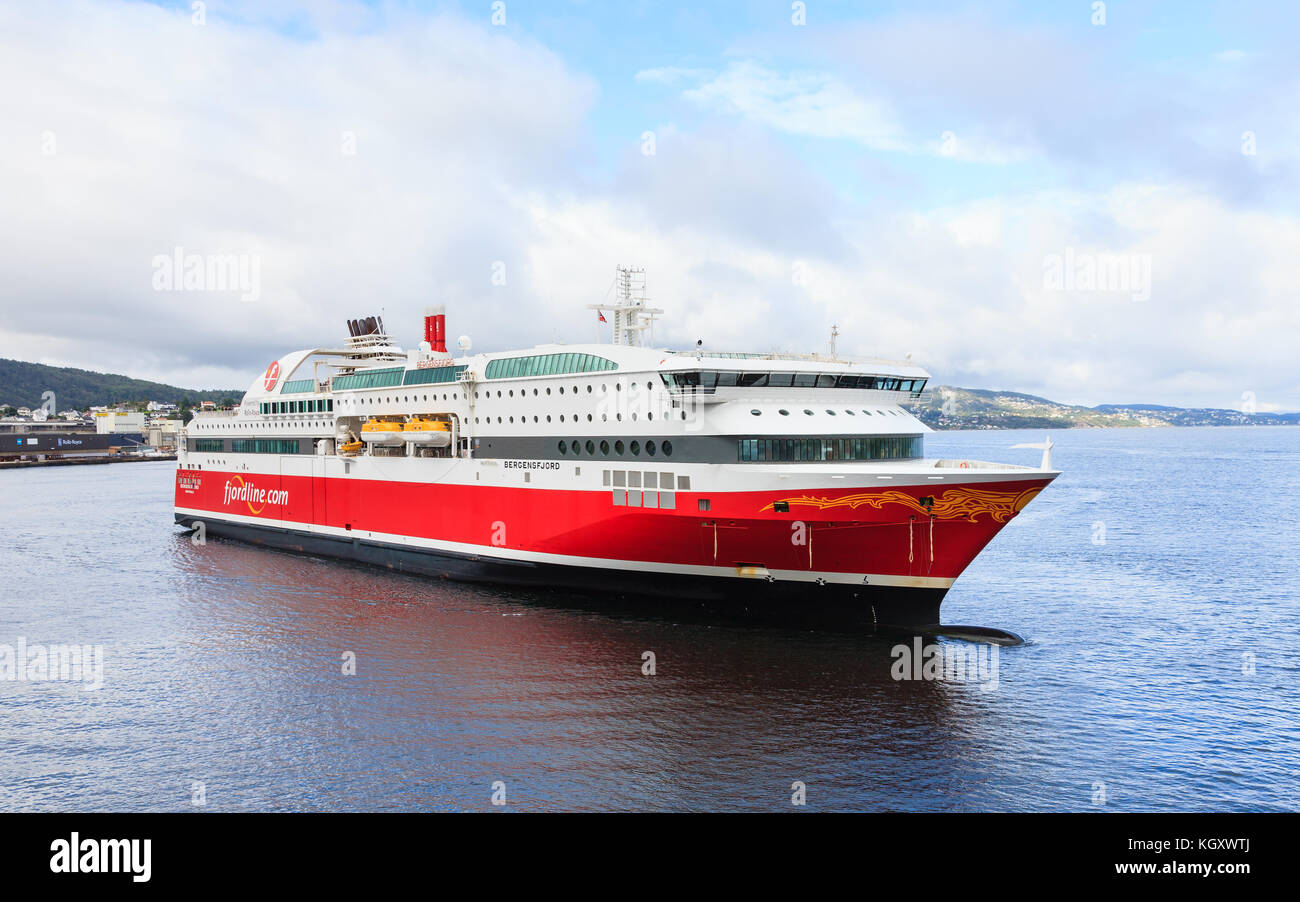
[[597, 310, 607, 323]]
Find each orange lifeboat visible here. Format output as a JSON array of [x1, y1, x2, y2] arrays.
[[360, 419, 405, 446], [403, 417, 451, 446]]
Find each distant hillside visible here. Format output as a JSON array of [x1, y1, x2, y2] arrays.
[[909, 386, 1300, 429], [0, 358, 242, 411]]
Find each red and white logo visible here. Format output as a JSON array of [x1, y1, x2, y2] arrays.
[[262, 360, 280, 391]]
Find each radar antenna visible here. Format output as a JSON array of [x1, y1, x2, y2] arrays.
[[588, 265, 663, 346]]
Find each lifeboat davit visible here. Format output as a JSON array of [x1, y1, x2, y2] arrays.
[[360, 419, 405, 446], [403, 417, 452, 447]]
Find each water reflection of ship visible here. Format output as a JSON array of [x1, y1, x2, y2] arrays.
[[171, 530, 993, 811]]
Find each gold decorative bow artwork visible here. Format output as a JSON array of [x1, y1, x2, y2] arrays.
[[760, 485, 1044, 522]]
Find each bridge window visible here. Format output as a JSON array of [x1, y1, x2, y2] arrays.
[[660, 370, 927, 396], [738, 435, 922, 462]]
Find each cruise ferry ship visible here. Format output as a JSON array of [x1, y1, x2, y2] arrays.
[[174, 267, 1058, 629]]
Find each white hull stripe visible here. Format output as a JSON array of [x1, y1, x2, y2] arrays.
[[175, 506, 956, 590]]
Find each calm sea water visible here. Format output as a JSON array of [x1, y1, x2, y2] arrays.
[[1, 427, 1296, 812]]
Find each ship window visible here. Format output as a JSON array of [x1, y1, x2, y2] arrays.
[[627, 490, 642, 507], [736, 373, 767, 387], [614, 440, 624, 455], [602, 470, 610, 486], [646, 441, 656, 456], [771, 373, 797, 387], [600, 440, 610, 455], [751, 409, 761, 416], [630, 441, 641, 456], [735, 435, 922, 462], [660, 492, 675, 509], [715, 372, 739, 387], [558, 440, 567, 454], [628, 472, 641, 488], [778, 409, 789, 416], [662, 441, 672, 456], [613, 471, 626, 487], [644, 473, 657, 489], [698, 499, 710, 511], [804, 409, 814, 415], [826, 410, 836, 415], [586, 440, 595, 454], [612, 490, 626, 506], [845, 409, 854, 415]]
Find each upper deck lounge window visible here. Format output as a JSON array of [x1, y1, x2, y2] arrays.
[[485, 353, 617, 380]]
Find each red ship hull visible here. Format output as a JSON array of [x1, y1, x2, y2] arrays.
[[174, 467, 1054, 628]]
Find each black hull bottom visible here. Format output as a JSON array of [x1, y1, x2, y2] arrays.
[[176, 515, 947, 631]]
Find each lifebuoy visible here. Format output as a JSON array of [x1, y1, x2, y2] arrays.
[[959, 461, 969, 469]]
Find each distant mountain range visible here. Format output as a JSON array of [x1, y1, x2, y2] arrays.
[[0, 358, 241, 412], [1, 357, 1295, 428], [909, 386, 1300, 429]]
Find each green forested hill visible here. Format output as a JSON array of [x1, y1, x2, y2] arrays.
[[0, 358, 242, 411]]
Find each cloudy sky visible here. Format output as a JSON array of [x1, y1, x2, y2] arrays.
[[1, 0, 1297, 410]]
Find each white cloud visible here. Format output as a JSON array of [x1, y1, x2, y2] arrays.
[[679, 61, 909, 151], [1, 2, 1297, 411], [658, 61, 1029, 162], [634, 66, 714, 86], [0, 0, 596, 386], [515, 183, 1300, 410]]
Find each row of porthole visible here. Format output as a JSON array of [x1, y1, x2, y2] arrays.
[[478, 381, 658, 400], [559, 439, 673, 458], [476, 410, 685, 425], [337, 393, 457, 406], [751, 408, 906, 417], [200, 421, 329, 429]]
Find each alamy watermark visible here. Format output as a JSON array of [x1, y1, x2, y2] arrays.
[[1043, 248, 1150, 302], [891, 637, 999, 691], [151, 246, 261, 302], [0, 637, 104, 690]]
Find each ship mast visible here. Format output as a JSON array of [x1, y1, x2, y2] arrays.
[[588, 265, 663, 347]]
